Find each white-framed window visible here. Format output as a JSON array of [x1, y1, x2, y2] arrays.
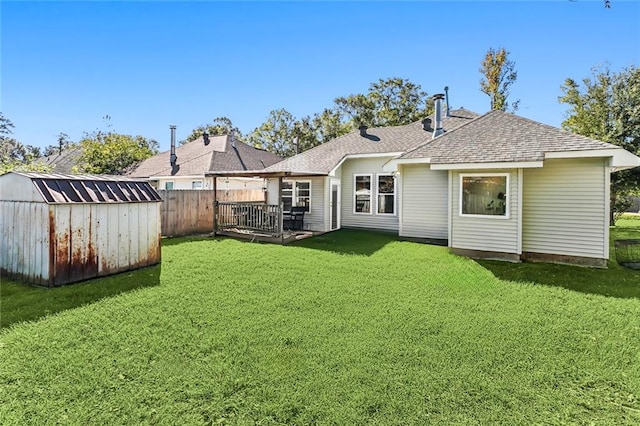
[[376, 173, 396, 215], [354, 174, 372, 214], [192, 180, 203, 189], [164, 181, 174, 190], [281, 180, 311, 212], [460, 173, 509, 218]]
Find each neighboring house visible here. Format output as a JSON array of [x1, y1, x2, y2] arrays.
[[210, 96, 640, 267], [35, 147, 83, 174], [128, 134, 282, 190]]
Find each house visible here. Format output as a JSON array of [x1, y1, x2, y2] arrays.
[[35, 146, 83, 174], [208, 95, 640, 267], [128, 134, 282, 190]]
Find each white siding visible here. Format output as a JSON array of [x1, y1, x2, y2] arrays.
[[340, 157, 399, 232], [451, 170, 520, 254], [264, 176, 327, 232], [522, 158, 607, 259], [306, 177, 326, 232], [156, 176, 263, 190], [399, 164, 449, 239]]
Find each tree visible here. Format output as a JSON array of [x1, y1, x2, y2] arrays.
[[0, 112, 15, 136], [479, 47, 519, 112], [334, 77, 430, 128], [334, 93, 376, 128], [0, 113, 50, 174], [246, 77, 432, 157], [559, 65, 640, 223], [182, 117, 243, 145], [311, 108, 350, 145], [75, 132, 159, 175], [43, 132, 75, 157], [246, 109, 299, 157]]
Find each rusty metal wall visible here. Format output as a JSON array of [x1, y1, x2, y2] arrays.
[[49, 202, 161, 286], [1, 201, 161, 287]]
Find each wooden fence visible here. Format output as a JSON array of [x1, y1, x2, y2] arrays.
[[158, 189, 264, 237]]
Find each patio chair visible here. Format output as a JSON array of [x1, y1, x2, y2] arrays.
[[283, 206, 306, 231]]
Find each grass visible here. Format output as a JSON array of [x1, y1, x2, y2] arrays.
[[1, 226, 640, 424], [479, 214, 640, 298]]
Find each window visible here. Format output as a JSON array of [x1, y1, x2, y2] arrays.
[[191, 180, 203, 189], [377, 174, 395, 215], [460, 174, 508, 217], [281, 180, 311, 212], [354, 174, 372, 214], [164, 181, 174, 190]]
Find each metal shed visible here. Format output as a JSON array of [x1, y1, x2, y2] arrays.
[[0, 172, 162, 287]]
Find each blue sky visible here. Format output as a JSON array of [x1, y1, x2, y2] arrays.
[[2, 1, 639, 152]]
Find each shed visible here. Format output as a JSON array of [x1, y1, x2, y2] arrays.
[[0, 172, 163, 286]]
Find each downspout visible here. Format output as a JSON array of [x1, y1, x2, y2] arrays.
[[213, 175, 217, 236]]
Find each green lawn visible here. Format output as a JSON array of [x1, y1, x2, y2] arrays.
[[1, 226, 640, 424]]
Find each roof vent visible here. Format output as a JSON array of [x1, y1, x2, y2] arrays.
[[421, 118, 432, 131], [444, 86, 451, 118], [203, 129, 210, 146], [229, 130, 236, 148], [169, 125, 178, 166], [359, 125, 367, 137], [432, 94, 445, 139]]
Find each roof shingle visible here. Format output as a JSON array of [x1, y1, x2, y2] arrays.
[[261, 109, 478, 174], [400, 110, 619, 164], [127, 135, 282, 178]]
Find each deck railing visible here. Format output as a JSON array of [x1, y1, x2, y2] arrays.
[[215, 201, 281, 235]]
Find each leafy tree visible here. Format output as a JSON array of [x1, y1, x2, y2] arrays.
[[368, 77, 429, 126], [559, 65, 640, 223], [246, 77, 432, 157], [43, 132, 75, 157], [1, 112, 15, 136], [182, 116, 243, 144], [479, 47, 519, 112], [247, 109, 299, 157], [311, 108, 350, 144], [334, 77, 430, 128], [0, 113, 50, 174], [75, 132, 159, 175], [334, 93, 376, 128]]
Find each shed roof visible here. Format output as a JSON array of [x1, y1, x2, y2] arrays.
[[7, 172, 162, 204]]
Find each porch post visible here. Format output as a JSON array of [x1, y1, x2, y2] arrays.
[[212, 176, 217, 236], [278, 176, 284, 244]]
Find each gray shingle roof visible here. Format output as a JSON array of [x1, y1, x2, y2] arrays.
[[400, 110, 619, 164], [127, 135, 282, 178], [36, 147, 83, 174], [261, 109, 478, 174]]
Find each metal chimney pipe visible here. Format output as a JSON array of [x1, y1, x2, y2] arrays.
[[170, 125, 177, 166], [432, 94, 445, 139], [444, 86, 451, 117]]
